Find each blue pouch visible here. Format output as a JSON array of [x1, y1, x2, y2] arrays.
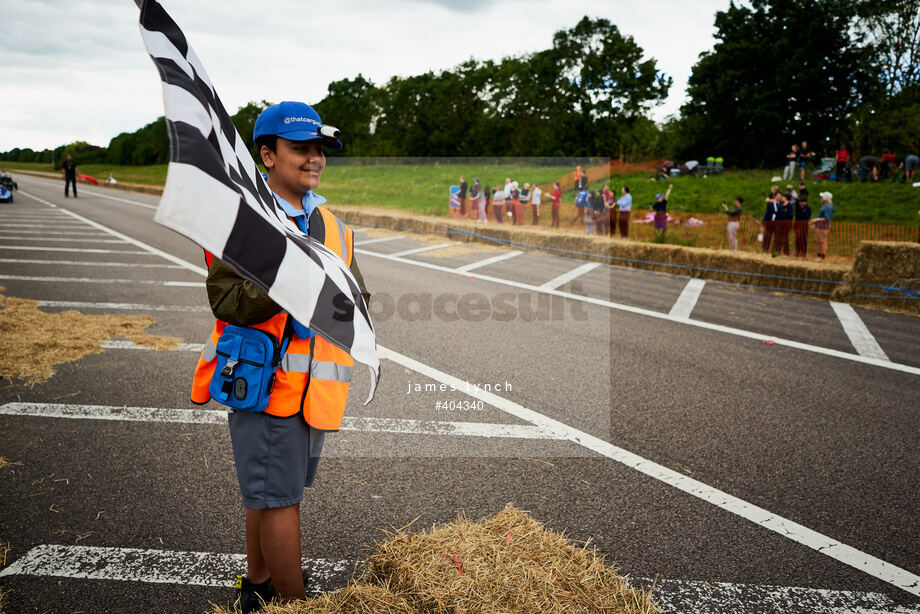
[[209, 325, 291, 412]]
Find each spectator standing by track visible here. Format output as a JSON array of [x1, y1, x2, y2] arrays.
[[798, 141, 811, 181], [530, 184, 542, 225], [550, 182, 562, 228], [775, 188, 793, 256], [652, 184, 673, 237], [615, 186, 632, 238], [810, 191, 835, 259], [834, 146, 850, 182], [721, 197, 743, 250], [762, 186, 780, 252], [492, 183, 505, 223], [62, 154, 78, 198], [457, 176, 468, 217], [793, 182, 811, 258], [783, 144, 799, 181]]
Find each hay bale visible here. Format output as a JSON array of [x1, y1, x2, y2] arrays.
[[210, 505, 655, 614], [329, 205, 850, 298], [0, 286, 180, 383], [832, 241, 920, 314], [364, 504, 656, 614]]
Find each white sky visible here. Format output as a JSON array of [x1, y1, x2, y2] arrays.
[[0, 0, 730, 152]]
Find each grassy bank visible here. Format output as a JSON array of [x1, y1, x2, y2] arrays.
[[1, 161, 168, 186], [4, 160, 918, 226]]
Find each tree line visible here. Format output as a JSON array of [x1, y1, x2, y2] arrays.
[[2, 2, 917, 169]]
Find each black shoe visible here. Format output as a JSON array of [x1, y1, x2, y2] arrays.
[[234, 575, 277, 614]]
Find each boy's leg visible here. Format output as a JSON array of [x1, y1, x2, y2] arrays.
[[249, 504, 305, 601]]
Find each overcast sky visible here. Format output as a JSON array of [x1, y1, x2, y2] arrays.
[[0, 0, 731, 152]]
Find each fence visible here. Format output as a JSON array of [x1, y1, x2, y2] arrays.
[[507, 203, 919, 261]]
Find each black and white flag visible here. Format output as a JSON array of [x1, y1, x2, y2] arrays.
[[136, 0, 379, 403]]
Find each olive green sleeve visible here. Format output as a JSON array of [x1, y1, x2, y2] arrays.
[[206, 257, 283, 326], [349, 252, 371, 308]]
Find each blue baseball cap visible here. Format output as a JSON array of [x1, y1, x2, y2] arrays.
[[253, 101, 343, 150], [655, 192, 663, 198]]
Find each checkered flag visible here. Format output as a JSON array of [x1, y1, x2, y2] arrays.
[[137, 0, 379, 403]]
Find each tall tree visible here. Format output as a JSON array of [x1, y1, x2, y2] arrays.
[[858, 0, 920, 95], [678, 0, 872, 166]]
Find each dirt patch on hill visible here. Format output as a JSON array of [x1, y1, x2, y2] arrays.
[[0, 287, 180, 383]]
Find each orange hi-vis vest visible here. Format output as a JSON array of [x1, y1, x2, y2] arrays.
[[191, 206, 356, 431]]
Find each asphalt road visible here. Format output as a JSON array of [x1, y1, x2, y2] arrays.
[[0, 173, 918, 613]]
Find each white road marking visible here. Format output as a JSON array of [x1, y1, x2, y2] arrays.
[[455, 250, 523, 273], [100, 340, 204, 351], [0, 545, 350, 592], [20, 190, 208, 276], [2, 544, 917, 613], [353, 234, 404, 246], [643, 576, 920, 614], [0, 403, 563, 440], [356, 247, 920, 378], [2, 259, 181, 269], [0, 236, 126, 244], [0, 245, 151, 255], [39, 300, 208, 312], [0, 225, 96, 231], [669, 278, 707, 319], [377, 345, 920, 598], [0, 229, 106, 236], [17, 187, 919, 596], [538, 261, 601, 290], [75, 188, 159, 210], [389, 242, 453, 257], [830, 302, 890, 361], [0, 274, 203, 287]]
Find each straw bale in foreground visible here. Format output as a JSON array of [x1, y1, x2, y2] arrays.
[[364, 503, 656, 614], [0, 286, 179, 383], [210, 504, 655, 614]]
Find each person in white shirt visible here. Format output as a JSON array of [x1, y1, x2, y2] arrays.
[[492, 184, 506, 223], [615, 186, 632, 238], [530, 184, 542, 225]]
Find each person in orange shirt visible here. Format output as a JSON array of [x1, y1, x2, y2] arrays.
[[550, 182, 562, 228]]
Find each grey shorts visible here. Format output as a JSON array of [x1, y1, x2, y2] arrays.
[[906, 155, 919, 170], [228, 410, 325, 510]]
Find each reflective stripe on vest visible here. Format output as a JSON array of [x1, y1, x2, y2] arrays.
[[191, 209, 356, 429], [316, 206, 353, 267]]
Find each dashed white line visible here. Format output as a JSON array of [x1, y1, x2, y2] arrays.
[[75, 188, 159, 210], [0, 403, 563, 441], [0, 229, 106, 236], [538, 261, 601, 290], [355, 247, 920, 378], [830, 302, 890, 361], [19, 190, 208, 277], [353, 234, 404, 246], [455, 250, 523, 273], [0, 245, 151, 255], [39, 300, 207, 312], [0, 236, 126, 244], [389, 242, 453, 257], [0, 274, 203, 287], [669, 278, 707, 319], [2, 259, 181, 269], [2, 544, 917, 612], [0, 545, 349, 592]]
